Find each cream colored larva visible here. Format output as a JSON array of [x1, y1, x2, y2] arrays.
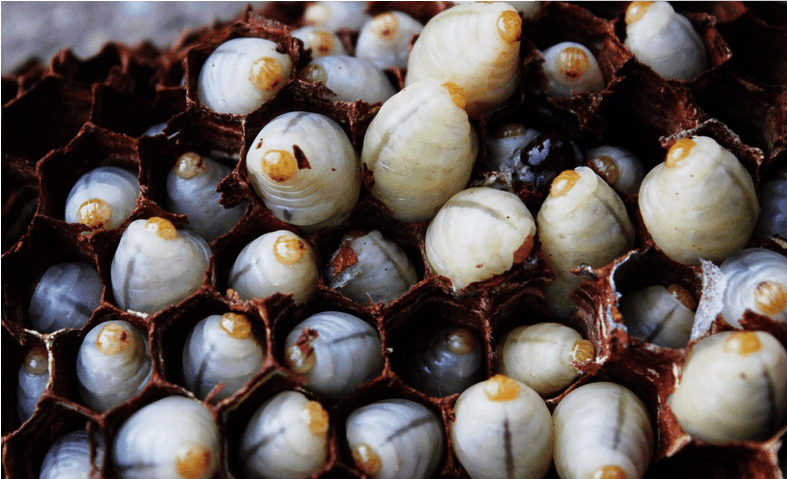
[[246, 111, 361, 231], [291, 26, 347, 58], [40, 430, 105, 479], [65, 166, 139, 230], [537, 167, 635, 317], [425, 187, 536, 291], [361, 79, 478, 222], [17, 346, 49, 422], [197, 37, 292, 115], [719, 248, 787, 327], [669, 331, 787, 443], [587, 145, 645, 194], [299, 56, 396, 104], [485, 123, 540, 171], [303, 1, 371, 31], [619, 284, 697, 349], [541, 42, 604, 98], [356, 11, 424, 69], [553, 382, 654, 479], [406, 2, 521, 117], [638, 136, 758, 265]]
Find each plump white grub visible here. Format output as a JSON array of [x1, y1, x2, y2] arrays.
[[406, 2, 521, 117], [537, 167, 635, 317], [240, 391, 329, 479], [246, 111, 361, 231], [553, 382, 654, 479], [720, 248, 787, 327], [668, 331, 787, 443], [356, 11, 424, 69], [541, 41, 604, 98], [406, 326, 484, 397], [485, 123, 541, 172], [291, 26, 347, 58], [299, 56, 396, 104], [166, 152, 248, 242], [755, 169, 787, 240], [40, 430, 105, 479], [182, 312, 265, 401], [110, 217, 211, 314], [619, 284, 697, 349], [283, 311, 382, 401], [425, 187, 536, 291], [28, 262, 102, 333], [197, 37, 293, 115], [113, 396, 220, 479], [65, 166, 139, 230], [346, 399, 444, 479], [303, 1, 371, 31], [587, 145, 645, 194], [76, 320, 152, 412], [228, 230, 319, 305], [17, 346, 49, 422], [624, 1, 707, 80], [496, 323, 594, 397], [451, 375, 554, 479], [638, 136, 759, 265], [361, 79, 478, 222]]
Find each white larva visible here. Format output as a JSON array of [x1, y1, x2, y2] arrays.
[[326, 230, 418, 305], [496, 323, 594, 397], [111, 217, 211, 314], [240, 390, 329, 479], [65, 166, 139, 230], [755, 169, 787, 239], [406, 2, 522, 117], [197, 37, 293, 115], [624, 1, 707, 81], [113, 396, 220, 479], [361, 79, 478, 222], [303, 1, 371, 31], [537, 167, 635, 317], [355, 11, 424, 69], [299, 56, 396, 104], [28, 262, 103, 333], [553, 382, 654, 479], [668, 331, 787, 443], [405, 326, 484, 397], [291, 26, 347, 58], [283, 311, 382, 401], [345, 399, 444, 479], [17, 346, 49, 422], [451, 375, 554, 479], [619, 284, 697, 348], [587, 145, 645, 194], [638, 136, 759, 265], [425, 187, 536, 291], [541, 41, 604, 98], [719, 248, 787, 327], [485, 123, 540, 173], [76, 320, 152, 412], [40, 430, 105, 479], [166, 152, 248, 242], [228, 230, 319, 305], [181, 312, 265, 401], [246, 111, 361, 231]]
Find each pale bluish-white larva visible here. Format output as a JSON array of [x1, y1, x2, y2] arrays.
[[240, 390, 329, 479], [17, 346, 49, 422], [755, 170, 787, 239], [625, 1, 707, 81], [28, 262, 102, 333], [228, 230, 319, 305], [197, 37, 293, 115], [355, 11, 424, 69], [111, 217, 211, 314], [291, 26, 347, 58], [246, 111, 361, 231], [485, 123, 540, 173], [638, 136, 758, 265], [299, 56, 396, 104], [537, 167, 635, 317], [451, 375, 554, 479], [326, 230, 418, 305], [553, 382, 654, 479], [345, 399, 444, 479], [65, 166, 139, 230], [619, 284, 697, 349], [283, 311, 382, 401], [668, 331, 787, 443], [40, 430, 105, 479], [425, 187, 536, 291], [166, 152, 248, 242], [496, 323, 594, 397], [587, 145, 645, 194], [303, 1, 371, 31], [76, 320, 152, 412], [405, 326, 484, 397], [406, 2, 521, 117], [541, 42, 604, 98], [719, 248, 787, 327], [182, 312, 265, 401], [361, 79, 477, 222], [113, 396, 220, 479]]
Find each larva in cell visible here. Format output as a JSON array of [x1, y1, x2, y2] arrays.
[[291, 26, 347, 58], [541, 42, 604, 98], [719, 248, 787, 327], [586, 145, 644, 194], [619, 284, 696, 348], [40, 430, 105, 479], [28, 262, 102, 333], [303, 1, 371, 31], [355, 11, 424, 69], [65, 166, 139, 230], [405, 326, 484, 397], [17, 346, 49, 422], [299, 56, 396, 104]]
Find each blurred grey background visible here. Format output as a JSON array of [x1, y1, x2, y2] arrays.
[[1, 1, 265, 73]]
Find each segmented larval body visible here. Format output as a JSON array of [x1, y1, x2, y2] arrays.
[[28, 262, 102, 333], [299, 55, 396, 104], [65, 166, 139, 230], [720, 248, 787, 327], [356, 11, 424, 69]]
